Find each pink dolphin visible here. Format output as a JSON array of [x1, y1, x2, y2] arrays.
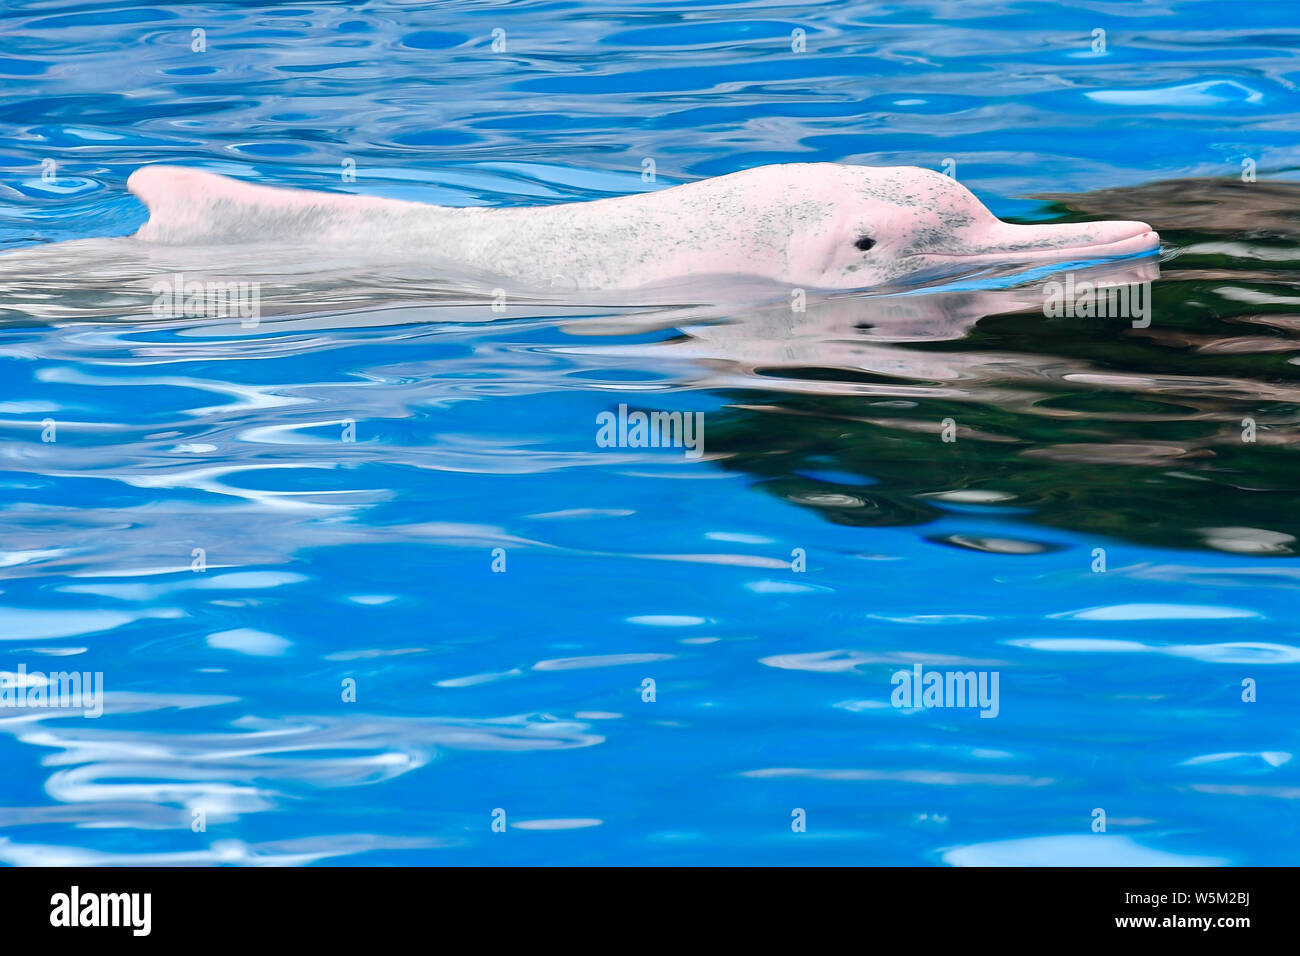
[[124, 162, 1159, 294]]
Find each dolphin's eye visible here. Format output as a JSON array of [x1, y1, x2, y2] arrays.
[[854, 235, 876, 251]]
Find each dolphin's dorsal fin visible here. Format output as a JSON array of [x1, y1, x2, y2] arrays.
[[127, 166, 409, 245]]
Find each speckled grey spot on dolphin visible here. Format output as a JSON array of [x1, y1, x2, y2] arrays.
[[125, 162, 1159, 293]]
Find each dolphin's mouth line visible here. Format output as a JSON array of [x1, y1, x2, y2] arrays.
[[878, 226, 1161, 293], [935, 229, 1161, 261]]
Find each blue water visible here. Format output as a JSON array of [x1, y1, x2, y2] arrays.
[[1, 0, 1299, 865]]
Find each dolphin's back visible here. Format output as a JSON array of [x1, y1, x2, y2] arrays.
[[127, 166, 421, 245]]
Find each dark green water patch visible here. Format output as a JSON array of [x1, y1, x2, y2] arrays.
[[700, 178, 1300, 557]]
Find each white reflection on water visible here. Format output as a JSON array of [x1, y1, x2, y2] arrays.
[[942, 834, 1227, 867], [0, 694, 603, 862]]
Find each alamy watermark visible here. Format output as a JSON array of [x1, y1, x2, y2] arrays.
[[151, 272, 261, 327], [1042, 274, 1151, 328], [595, 403, 705, 459], [50, 886, 150, 935], [0, 664, 103, 717], [891, 663, 999, 718]]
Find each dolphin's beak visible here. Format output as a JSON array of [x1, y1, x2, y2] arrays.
[[958, 219, 1160, 265]]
